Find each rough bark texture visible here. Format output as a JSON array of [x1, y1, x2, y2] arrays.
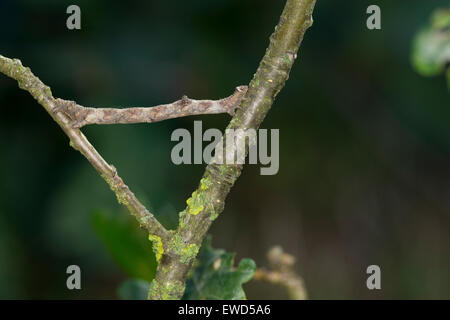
[[0, 0, 317, 300]]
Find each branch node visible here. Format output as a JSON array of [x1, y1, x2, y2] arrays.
[[221, 85, 248, 116], [180, 95, 190, 107]]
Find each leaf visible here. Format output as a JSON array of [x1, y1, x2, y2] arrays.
[[117, 279, 150, 300], [411, 8, 450, 78], [91, 211, 157, 282], [183, 237, 256, 300]]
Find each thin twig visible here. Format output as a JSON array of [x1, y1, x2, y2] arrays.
[[55, 86, 248, 128], [0, 55, 170, 242], [253, 246, 308, 300]]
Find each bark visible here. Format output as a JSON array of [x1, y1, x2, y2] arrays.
[[148, 0, 317, 300], [0, 0, 317, 300], [54, 86, 247, 128]]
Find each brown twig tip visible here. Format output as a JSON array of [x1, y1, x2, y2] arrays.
[[54, 85, 248, 129], [254, 246, 308, 300], [267, 246, 295, 268]]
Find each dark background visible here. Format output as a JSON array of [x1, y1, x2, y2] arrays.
[[0, 0, 449, 299]]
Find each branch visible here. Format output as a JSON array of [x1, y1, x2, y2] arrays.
[[0, 0, 316, 301], [0, 55, 170, 243], [254, 246, 308, 300], [55, 86, 248, 128], [147, 0, 317, 300]]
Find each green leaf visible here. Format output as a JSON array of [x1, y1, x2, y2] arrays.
[[117, 279, 150, 300], [183, 237, 256, 300], [411, 8, 450, 77], [91, 211, 157, 282]]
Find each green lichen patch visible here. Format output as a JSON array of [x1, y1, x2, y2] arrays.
[[168, 234, 200, 265], [101, 174, 132, 209], [139, 215, 150, 227], [200, 177, 213, 190], [178, 209, 187, 228], [147, 279, 160, 299], [186, 190, 205, 215], [181, 244, 200, 264], [148, 279, 185, 300], [168, 233, 185, 252], [148, 235, 164, 262], [114, 190, 129, 207]]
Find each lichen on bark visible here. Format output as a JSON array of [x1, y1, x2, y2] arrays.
[[148, 0, 317, 300], [0, 0, 317, 301]]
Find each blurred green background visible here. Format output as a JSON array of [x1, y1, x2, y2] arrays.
[[0, 0, 449, 299]]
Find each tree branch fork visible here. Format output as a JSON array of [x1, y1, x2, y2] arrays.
[[0, 54, 247, 233], [0, 0, 317, 300]]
